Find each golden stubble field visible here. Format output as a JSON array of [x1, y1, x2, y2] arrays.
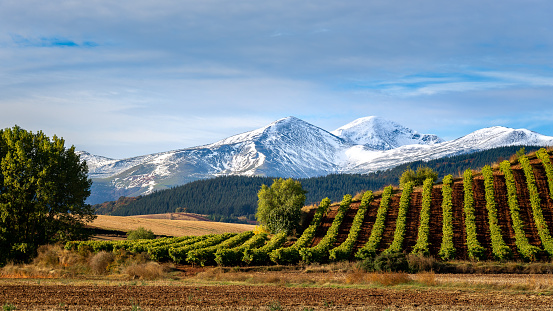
[[91, 215, 255, 238]]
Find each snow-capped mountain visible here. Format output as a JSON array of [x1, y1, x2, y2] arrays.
[[331, 116, 443, 150], [82, 116, 553, 204]]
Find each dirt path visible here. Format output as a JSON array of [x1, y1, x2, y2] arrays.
[[2, 282, 553, 310]]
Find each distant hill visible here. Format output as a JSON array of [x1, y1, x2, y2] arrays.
[[94, 145, 542, 222]]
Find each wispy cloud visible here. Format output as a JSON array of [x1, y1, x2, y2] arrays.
[[10, 34, 98, 48]]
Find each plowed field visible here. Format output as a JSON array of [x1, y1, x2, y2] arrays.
[[1, 281, 553, 310]]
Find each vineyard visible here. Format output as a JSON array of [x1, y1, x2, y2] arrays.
[[67, 148, 553, 265]]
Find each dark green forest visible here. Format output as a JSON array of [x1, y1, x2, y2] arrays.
[[94, 145, 540, 223]]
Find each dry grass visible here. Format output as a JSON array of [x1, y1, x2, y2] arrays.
[[92, 215, 255, 237], [123, 262, 166, 280]]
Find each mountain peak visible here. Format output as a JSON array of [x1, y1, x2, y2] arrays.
[[331, 116, 443, 150]]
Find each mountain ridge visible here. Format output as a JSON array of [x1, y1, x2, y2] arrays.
[[81, 116, 553, 204]]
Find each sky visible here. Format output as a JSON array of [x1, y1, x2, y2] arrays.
[[1, 0, 552, 159]]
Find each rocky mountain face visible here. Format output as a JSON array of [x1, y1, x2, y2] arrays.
[[81, 116, 553, 204]]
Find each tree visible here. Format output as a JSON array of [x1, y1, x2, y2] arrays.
[[0, 126, 95, 264], [399, 166, 438, 188], [256, 178, 307, 235]]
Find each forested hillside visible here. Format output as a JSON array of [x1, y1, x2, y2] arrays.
[[94, 145, 542, 222]]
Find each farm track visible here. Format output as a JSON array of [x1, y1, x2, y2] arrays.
[[472, 178, 494, 259], [427, 187, 444, 256], [377, 195, 401, 253], [512, 168, 543, 251], [403, 191, 422, 253], [451, 182, 468, 260], [351, 198, 380, 254], [310, 206, 339, 247], [334, 203, 360, 247], [493, 174, 521, 260]]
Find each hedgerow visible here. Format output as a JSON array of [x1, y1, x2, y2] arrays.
[[242, 232, 287, 265], [169, 233, 236, 264], [482, 165, 511, 260], [536, 148, 553, 201], [269, 198, 331, 265], [355, 185, 394, 260], [463, 169, 486, 260], [519, 155, 553, 257], [148, 236, 204, 261], [215, 233, 268, 266], [186, 231, 254, 266], [500, 160, 541, 261], [438, 175, 456, 260], [384, 182, 414, 254], [329, 191, 374, 261], [299, 194, 352, 264], [411, 178, 434, 256]]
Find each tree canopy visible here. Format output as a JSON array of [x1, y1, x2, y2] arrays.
[[256, 178, 307, 235], [0, 126, 94, 264], [399, 166, 438, 188]]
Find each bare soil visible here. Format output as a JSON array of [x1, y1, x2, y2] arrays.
[[2, 272, 553, 310]]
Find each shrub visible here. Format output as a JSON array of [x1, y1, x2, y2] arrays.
[[89, 251, 114, 275], [299, 195, 352, 263], [399, 166, 438, 188], [123, 261, 165, 280], [127, 227, 155, 240], [269, 198, 331, 265], [329, 191, 374, 261], [438, 175, 456, 260], [500, 160, 541, 261], [536, 148, 553, 201], [384, 182, 414, 254], [463, 169, 486, 260], [243, 232, 287, 266], [355, 186, 394, 260], [411, 178, 434, 256], [215, 233, 268, 266], [360, 252, 409, 272], [520, 155, 553, 257], [482, 165, 511, 260]]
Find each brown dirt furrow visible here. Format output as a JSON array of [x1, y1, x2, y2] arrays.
[[352, 197, 380, 254], [532, 162, 553, 232], [512, 168, 543, 249], [473, 177, 494, 260], [452, 181, 468, 260], [493, 174, 520, 260], [403, 191, 421, 253], [377, 193, 400, 253], [309, 206, 339, 247], [427, 187, 444, 256], [334, 202, 360, 247], [1, 284, 553, 310]]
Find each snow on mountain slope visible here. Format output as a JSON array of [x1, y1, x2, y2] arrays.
[[332, 116, 443, 150], [341, 126, 553, 173], [82, 116, 553, 204]]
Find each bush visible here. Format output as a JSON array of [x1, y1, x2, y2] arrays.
[[355, 185, 393, 260], [127, 227, 156, 240], [360, 252, 409, 272], [89, 251, 114, 275], [399, 166, 438, 188]]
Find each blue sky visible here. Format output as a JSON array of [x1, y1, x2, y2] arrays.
[[1, 0, 552, 158]]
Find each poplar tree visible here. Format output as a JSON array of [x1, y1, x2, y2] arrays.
[[0, 126, 94, 264]]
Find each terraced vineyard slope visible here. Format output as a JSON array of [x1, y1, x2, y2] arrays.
[[68, 148, 553, 263]]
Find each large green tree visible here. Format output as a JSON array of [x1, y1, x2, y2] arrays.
[[0, 126, 95, 264], [256, 178, 307, 235]]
